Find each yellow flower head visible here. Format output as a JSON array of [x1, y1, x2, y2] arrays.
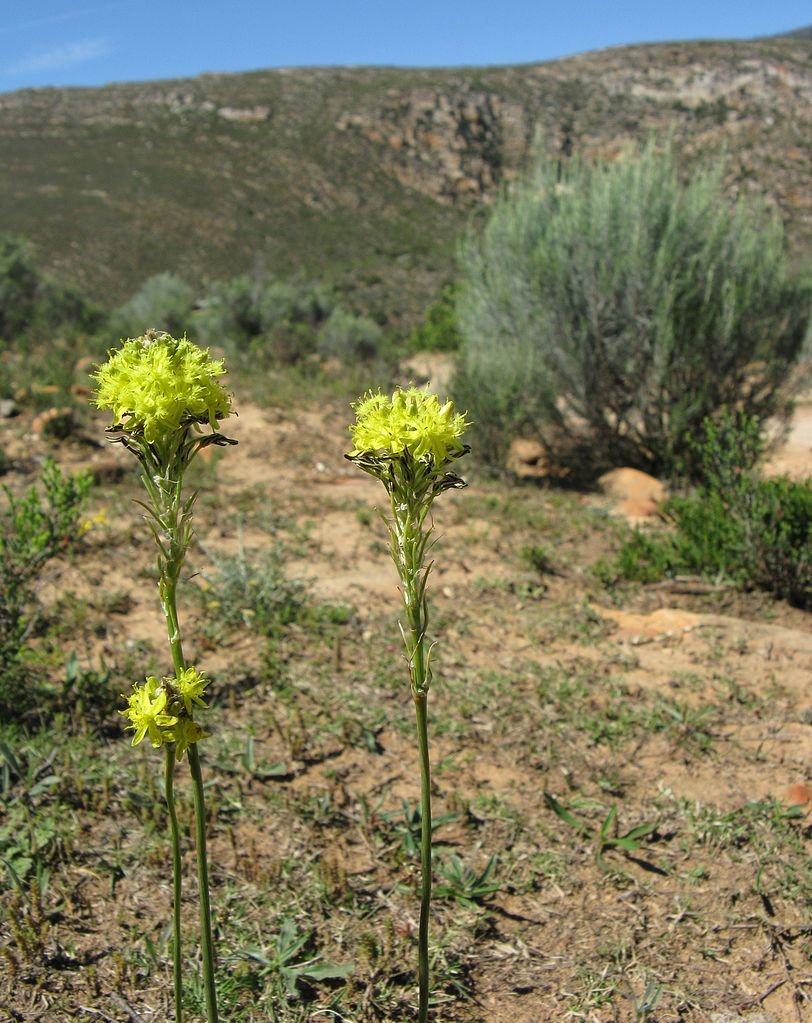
[[175, 666, 209, 715], [166, 717, 210, 761], [349, 387, 469, 467], [92, 331, 233, 444], [120, 676, 178, 749]]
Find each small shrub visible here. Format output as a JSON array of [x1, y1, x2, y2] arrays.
[[0, 234, 39, 339], [687, 408, 764, 496], [108, 272, 196, 340], [732, 476, 811, 607], [0, 234, 101, 342], [406, 283, 464, 353], [604, 412, 812, 608], [521, 543, 557, 576], [612, 531, 676, 585], [62, 653, 121, 734], [201, 542, 307, 636], [196, 274, 335, 365], [196, 274, 264, 345], [317, 307, 383, 362]]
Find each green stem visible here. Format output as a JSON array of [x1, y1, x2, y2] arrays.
[[188, 743, 219, 1023], [164, 747, 184, 1023], [157, 486, 218, 1023], [399, 503, 433, 1023], [163, 577, 185, 675], [414, 692, 432, 1023], [159, 576, 217, 1023]]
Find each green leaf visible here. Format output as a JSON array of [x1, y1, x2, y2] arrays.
[[300, 962, 352, 982], [544, 792, 590, 834]]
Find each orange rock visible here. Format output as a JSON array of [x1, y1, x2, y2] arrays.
[[785, 782, 812, 824], [597, 605, 703, 640], [615, 497, 661, 521], [507, 438, 548, 478], [598, 467, 667, 504], [31, 406, 76, 439], [86, 457, 128, 484]]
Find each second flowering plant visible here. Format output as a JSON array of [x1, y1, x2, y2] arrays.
[[348, 386, 469, 1022]]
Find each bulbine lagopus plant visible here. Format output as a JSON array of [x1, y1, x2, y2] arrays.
[[92, 330, 236, 1023], [347, 386, 470, 1022]]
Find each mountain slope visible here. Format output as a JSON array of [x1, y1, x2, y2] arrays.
[[0, 35, 810, 328]]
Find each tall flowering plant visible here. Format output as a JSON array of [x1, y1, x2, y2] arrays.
[[347, 387, 469, 1022], [92, 330, 236, 1023]]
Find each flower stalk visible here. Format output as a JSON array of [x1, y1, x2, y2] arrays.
[[164, 747, 183, 1023], [347, 387, 469, 1021], [92, 331, 235, 1023]]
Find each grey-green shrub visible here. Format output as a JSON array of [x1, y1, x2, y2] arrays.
[[456, 141, 812, 477], [317, 307, 382, 362], [196, 274, 335, 364], [108, 272, 196, 340], [201, 543, 307, 636]]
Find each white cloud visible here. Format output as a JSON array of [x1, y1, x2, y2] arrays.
[[6, 36, 114, 76], [0, 3, 135, 37]]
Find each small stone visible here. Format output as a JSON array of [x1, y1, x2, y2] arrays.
[[598, 467, 667, 522], [0, 398, 18, 418], [31, 407, 76, 439], [507, 439, 548, 478], [784, 781, 812, 824], [598, 467, 667, 504], [87, 457, 128, 484]]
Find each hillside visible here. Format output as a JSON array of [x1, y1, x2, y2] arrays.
[[0, 34, 811, 330]]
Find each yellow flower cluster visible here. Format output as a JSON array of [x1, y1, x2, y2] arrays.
[[93, 332, 232, 444], [121, 668, 210, 760], [348, 387, 469, 467]]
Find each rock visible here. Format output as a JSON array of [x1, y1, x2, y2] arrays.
[[0, 398, 17, 418], [86, 457, 129, 484], [597, 606, 704, 642], [710, 1013, 778, 1023], [784, 781, 812, 824], [615, 496, 662, 521], [598, 467, 667, 523], [507, 439, 549, 479], [336, 88, 513, 204], [31, 406, 77, 439], [598, 467, 667, 503], [400, 352, 454, 392]]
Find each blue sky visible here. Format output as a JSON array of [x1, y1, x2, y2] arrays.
[[1, 1, 810, 94]]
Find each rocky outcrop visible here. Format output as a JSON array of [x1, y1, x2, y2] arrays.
[[338, 89, 525, 203]]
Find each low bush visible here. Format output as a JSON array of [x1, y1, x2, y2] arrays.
[[196, 274, 335, 365], [601, 412, 812, 608], [317, 307, 383, 362], [406, 283, 463, 353], [108, 272, 196, 340], [200, 542, 307, 637]]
